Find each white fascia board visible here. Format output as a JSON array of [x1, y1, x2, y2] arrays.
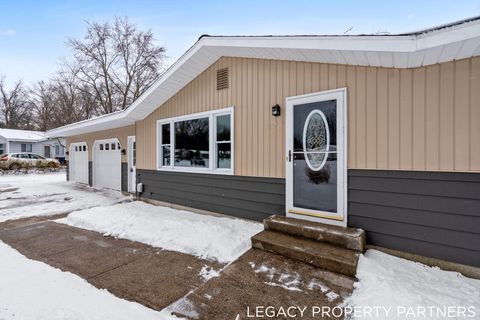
[[47, 111, 133, 137], [47, 21, 480, 137], [202, 36, 417, 53], [416, 20, 480, 50]]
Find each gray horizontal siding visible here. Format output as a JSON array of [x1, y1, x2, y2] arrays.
[[137, 170, 285, 221], [348, 169, 480, 267]]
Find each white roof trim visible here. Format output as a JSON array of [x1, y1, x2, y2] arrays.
[[47, 17, 480, 137]]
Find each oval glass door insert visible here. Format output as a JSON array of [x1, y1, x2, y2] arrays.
[[302, 109, 330, 171]]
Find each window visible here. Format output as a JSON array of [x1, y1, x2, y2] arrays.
[[0, 143, 4, 154], [111, 143, 116, 150], [160, 123, 171, 166], [133, 141, 136, 166], [29, 154, 44, 159], [83, 145, 86, 152], [100, 144, 104, 151], [21, 143, 32, 152], [157, 108, 233, 174], [175, 117, 209, 168], [105, 143, 110, 150], [216, 114, 232, 169], [75, 146, 78, 152]]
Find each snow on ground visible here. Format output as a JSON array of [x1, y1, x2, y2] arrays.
[[345, 250, 480, 319], [57, 201, 263, 263], [0, 172, 128, 222], [0, 240, 181, 320]]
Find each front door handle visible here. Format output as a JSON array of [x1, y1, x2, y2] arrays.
[[130, 168, 133, 172], [288, 150, 292, 162]]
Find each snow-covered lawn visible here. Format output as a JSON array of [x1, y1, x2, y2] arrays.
[[0, 172, 128, 222], [57, 201, 263, 263], [0, 240, 180, 320], [346, 250, 480, 319]]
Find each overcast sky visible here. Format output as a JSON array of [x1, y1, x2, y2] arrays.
[[1, 0, 479, 87]]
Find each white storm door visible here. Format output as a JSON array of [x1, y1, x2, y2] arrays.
[[127, 136, 136, 193], [285, 88, 347, 227]]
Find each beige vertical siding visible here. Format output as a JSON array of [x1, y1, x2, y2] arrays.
[[134, 56, 480, 176], [66, 125, 135, 162]]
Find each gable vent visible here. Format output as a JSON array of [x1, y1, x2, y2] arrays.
[[216, 68, 229, 90]]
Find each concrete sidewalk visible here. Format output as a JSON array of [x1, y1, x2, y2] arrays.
[[0, 216, 222, 311]]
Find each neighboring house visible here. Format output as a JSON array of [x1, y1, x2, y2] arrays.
[[0, 128, 66, 162], [48, 17, 480, 269]]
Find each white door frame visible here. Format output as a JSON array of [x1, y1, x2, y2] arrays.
[[285, 87, 348, 227], [127, 136, 136, 193]]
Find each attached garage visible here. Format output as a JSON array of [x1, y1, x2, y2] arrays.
[[93, 139, 121, 191], [69, 142, 88, 184]]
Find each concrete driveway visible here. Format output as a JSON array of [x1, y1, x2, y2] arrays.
[[0, 215, 354, 319]]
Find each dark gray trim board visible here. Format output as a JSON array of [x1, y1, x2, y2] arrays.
[[121, 162, 128, 192], [348, 169, 480, 267], [88, 161, 93, 187], [136, 169, 285, 222], [66, 161, 69, 181]]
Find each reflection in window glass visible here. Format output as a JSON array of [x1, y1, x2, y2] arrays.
[[160, 123, 171, 167], [216, 114, 231, 169], [216, 114, 231, 141], [162, 145, 170, 166], [133, 141, 136, 166], [162, 124, 170, 144], [217, 143, 231, 169], [174, 117, 209, 168]]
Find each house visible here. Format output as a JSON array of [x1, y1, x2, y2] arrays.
[[48, 17, 480, 269], [0, 128, 66, 162]]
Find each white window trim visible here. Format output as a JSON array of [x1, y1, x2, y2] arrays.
[[156, 107, 234, 175]]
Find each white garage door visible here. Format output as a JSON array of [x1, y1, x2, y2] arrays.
[[93, 139, 121, 191], [69, 143, 89, 184]]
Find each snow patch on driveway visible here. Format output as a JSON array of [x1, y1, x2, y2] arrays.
[[346, 250, 480, 319], [0, 172, 129, 222], [0, 240, 180, 320], [57, 201, 263, 263]]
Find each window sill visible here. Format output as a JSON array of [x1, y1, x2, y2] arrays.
[[155, 166, 234, 176]]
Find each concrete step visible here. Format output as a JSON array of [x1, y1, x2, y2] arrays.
[[251, 230, 359, 277], [264, 215, 365, 252]]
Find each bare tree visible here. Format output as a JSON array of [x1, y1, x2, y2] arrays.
[[0, 76, 33, 129], [68, 16, 165, 114], [0, 16, 166, 131], [30, 80, 55, 131]]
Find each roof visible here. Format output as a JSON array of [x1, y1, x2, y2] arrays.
[[0, 128, 47, 142], [48, 16, 480, 137]]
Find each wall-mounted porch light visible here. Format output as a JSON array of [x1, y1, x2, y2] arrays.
[[121, 149, 126, 155], [272, 104, 281, 117]]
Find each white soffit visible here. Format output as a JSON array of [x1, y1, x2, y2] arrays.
[[48, 16, 480, 137]]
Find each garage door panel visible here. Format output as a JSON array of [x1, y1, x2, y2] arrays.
[[94, 140, 121, 191], [69, 143, 88, 184]]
